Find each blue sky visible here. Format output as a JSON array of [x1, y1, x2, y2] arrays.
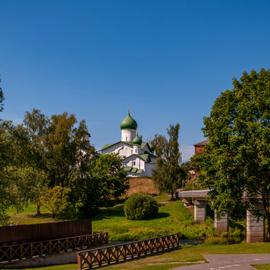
[[1, 0, 270, 161]]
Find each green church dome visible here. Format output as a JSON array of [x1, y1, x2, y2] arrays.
[[120, 112, 137, 130], [132, 135, 142, 145]]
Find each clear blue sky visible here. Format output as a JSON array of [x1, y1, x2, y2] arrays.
[[1, 0, 270, 161]]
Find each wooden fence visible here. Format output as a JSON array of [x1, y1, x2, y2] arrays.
[[0, 232, 108, 263], [77, 233, 181, 269], [0, 219, 92, 244]]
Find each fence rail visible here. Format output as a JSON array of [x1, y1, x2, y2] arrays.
[[0, 219, 92, 244], [77, 233, 181, 269], [0, 232, 108, 263]]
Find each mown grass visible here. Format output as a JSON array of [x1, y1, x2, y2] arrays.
[[6, 194, 215, 241], [7, 204, 64, 225], [93, 194, 215, 241], [254, 265, 270, 270], [2, 243, 270, 270]]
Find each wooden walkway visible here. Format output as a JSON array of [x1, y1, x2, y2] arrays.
[[0, 232, 108, 263], [77, 233, 181, 269]]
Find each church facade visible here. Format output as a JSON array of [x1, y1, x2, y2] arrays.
[[100, 112, 157, 177]]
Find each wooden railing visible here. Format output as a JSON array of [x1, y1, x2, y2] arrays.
[[0, 232, 108, 263], [77, 233, 181, 269]]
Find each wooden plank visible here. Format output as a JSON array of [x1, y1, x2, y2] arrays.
[[77, 233, 181, 269], [0, 220, 92, 244], [0, 232, 108, 263]]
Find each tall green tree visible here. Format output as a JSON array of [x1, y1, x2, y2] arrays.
[[201, 69, 270, 239], [0, 122, 15, 224], [23, 109, 49, 170], [45, 113, 83, 187], [92, 154, 128, 203], [0, 87, 13, 223], [72, 153, 128, 216], [152, 124, 186, 199]]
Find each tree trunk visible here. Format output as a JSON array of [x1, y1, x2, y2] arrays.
[[265, 208, 270, 242], [262, 192, 270, 241], [36, 204, 41, 216], [171, 191, 174, 200]]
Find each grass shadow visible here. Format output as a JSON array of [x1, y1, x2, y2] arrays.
[[93, 204, 125, 220], [152, 212, 170, 219], [26, 213, 53, 219]]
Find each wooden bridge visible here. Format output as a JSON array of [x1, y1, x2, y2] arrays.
[[0, 232, 108, 264], [77, 233, 181, 269]]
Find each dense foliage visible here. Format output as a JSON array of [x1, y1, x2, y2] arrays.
[[198, 69, 270, 240], [0, 86, 128, 224], [151, 124, 186, 199], [40, 186, 71, 218], [124, 193, 158, 220]]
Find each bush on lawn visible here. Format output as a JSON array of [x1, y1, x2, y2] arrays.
[[124, 193, 158, 220]]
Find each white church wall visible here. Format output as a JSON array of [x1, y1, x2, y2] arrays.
[[101, 143, 133, 158], [121, 129, 136, 142], [122, 156, 146, 171]]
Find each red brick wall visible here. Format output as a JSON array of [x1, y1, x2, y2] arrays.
[[195, 145, 205, 155], [126, 177, 159, 196]]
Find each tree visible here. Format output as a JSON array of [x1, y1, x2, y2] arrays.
[[45, 113, 77, 187], [152, 124, 186, 199], [72, 153, 128, 216], [40, 186, 71, 218], [0, 79, 4, 113], [91, 154, 128, 203], [23, 109, 49, 169], [45, 113, 94, 188], [0, 85, 14, 223], [201, 69, 270, 239], [8, 166, 48, 216], [0, 122, 14, 224]]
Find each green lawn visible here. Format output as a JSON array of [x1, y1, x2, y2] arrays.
[[254, 265, 270, 270], [5, 194, 269, 270], [7, 204, 64, 225], [93, 194, 214, 241], [2, 243, 270, 270], [7, 194, 215, 241]]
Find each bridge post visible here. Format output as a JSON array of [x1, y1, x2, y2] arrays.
[[214, 212, 228, 233], [194, 200, 207, 223], [246, 208, 265, 243]]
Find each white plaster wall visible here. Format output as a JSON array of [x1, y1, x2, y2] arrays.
[[133, 145, 139, 154], [123, 157, 145, 171], [101, 143, 133, 158], [121, 129, 136, 142]]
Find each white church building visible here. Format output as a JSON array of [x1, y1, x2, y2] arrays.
[[100, 112, 157, 177]]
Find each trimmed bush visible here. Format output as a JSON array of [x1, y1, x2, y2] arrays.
[[124, 193, 158, 220]]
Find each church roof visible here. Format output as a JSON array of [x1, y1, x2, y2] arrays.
[[100, 140, 153, 152], [120, 112, 137, 130], [124, 166, 143, 174], [100, 141, 133, 151], [132, 135, 142, 145], [122, 153, 156, 163]]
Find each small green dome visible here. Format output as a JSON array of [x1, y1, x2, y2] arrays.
[[120, 112, 137, 130], [132, 135, 142, 145]]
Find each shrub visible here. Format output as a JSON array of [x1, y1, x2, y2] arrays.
[[40, 186, 72, 218], [124, 193, 158, 220], [205, 227, 245, 244]]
